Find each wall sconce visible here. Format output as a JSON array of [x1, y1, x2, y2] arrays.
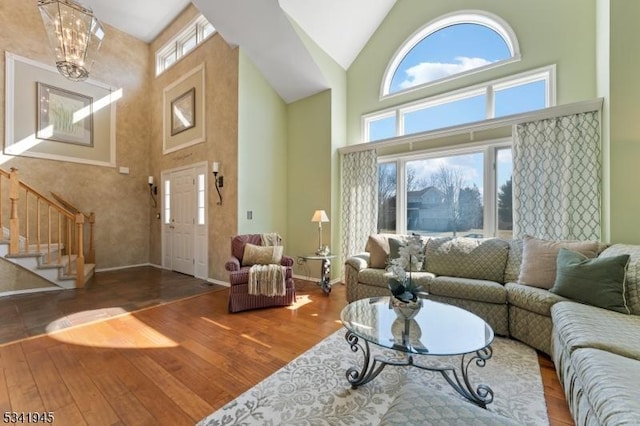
[[148, 176, 157, 208], [212, 162, 223, 205], [311, 210, 330, 255]]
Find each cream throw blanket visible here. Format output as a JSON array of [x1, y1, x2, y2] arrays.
[[261, 232, 281, 246], [248, 264, 287, 296]]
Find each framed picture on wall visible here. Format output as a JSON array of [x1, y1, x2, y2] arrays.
[[36, 82, 93, 146], [162, 63, 206, 154], [170, 87, 196, 136]]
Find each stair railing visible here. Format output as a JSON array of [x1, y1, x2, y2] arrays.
[[0, 167, 94, 288]]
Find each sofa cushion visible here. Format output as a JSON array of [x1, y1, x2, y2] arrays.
[[551, 301, 640, 361], [365, 234, 391, 268], [571, 348, 640, 426], [425, 237, 510, 283], [550, 248, 630, 314], [518, 236, 599, 289], [358, 268, 435, 291], [430, 276, 507, 304], [600, 244, 640, 315], [506, 282, 568, 316], [503, 239, 523, 283]]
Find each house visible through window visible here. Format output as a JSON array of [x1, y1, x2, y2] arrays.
[[378, 142, 513, 240]]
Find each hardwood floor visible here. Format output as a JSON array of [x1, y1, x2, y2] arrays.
[[0, 267, 574, 425]]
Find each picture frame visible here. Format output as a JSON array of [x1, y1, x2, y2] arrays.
[[170, 87, 196, 136], [36, 82, 93, 146]]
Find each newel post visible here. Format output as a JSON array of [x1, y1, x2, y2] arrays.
[[75, 213, 85, 288], [8, 168, 20, 255]]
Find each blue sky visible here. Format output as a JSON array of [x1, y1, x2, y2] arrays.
[[371, 23, 546, 192], [391, 23, 510, 92]]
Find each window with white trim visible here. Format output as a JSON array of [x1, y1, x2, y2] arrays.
[[156, 14, 216, 76], [383, 11, 520, 97], [163, 178, 171, 224], [365, 66, 555, 142], [378, 141, 513, 239], [197, 173, 206, 225]]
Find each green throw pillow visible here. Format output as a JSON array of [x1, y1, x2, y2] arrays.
[[550, 248, 630, 314]]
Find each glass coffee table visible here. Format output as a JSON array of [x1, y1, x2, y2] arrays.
[[340, 296, 495, 408]]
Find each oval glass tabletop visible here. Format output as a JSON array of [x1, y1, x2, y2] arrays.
[[340, 296, 494, 356]]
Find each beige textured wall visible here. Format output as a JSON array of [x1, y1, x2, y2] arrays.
[[148, 5, 239, 282], [0, 0, 151, 270]]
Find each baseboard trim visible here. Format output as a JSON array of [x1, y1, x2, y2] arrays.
[[0, 286, 63, 298]]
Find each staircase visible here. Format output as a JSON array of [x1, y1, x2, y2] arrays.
[[0, 167, 95, 291]]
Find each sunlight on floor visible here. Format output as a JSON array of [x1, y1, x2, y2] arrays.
[[287, 294, 313, 310], [48, 309, 179, 348], [200, 317, 232, 330], [240, 333, 272, 348]]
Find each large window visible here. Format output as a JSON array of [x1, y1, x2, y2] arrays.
[[383, 11, 520, 97], [155, 14, 216, 76], [378, 142, 512, 239], [365, 66, 555, 142]]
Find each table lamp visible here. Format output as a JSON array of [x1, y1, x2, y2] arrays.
[[311, 210, 330, 255]]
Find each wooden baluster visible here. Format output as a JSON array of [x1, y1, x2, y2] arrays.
[[57, 214, 62, 265], [36, 199, 41, 254], [9, 168, 20, 255], [47, 205, 52, 264], [75, 213, 85, 288], [0, 175, 3, 231], [87, 212, 95, 264], [67, 217, 72, 276], [25, 193, 30, 253]]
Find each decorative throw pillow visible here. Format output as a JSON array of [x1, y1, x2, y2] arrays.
[[365, 235, 390, 268], [425, 237, 509, 283], [242, 244, 283, 266], [518, 236, 599, 289], [550, 248, 630, 314]]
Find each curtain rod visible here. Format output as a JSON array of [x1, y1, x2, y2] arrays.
[[338, 98, 604, 155]]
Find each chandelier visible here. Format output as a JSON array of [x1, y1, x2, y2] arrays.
[[38, 0, 105, 82]]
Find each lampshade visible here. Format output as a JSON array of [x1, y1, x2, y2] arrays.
[[38, 0, 105, 82], [311, 210, 330, 223]]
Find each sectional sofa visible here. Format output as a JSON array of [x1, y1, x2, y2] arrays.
[[344, 235, 640, 425]]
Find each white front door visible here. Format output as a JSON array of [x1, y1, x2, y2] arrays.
[[170, 168, 196, 275]]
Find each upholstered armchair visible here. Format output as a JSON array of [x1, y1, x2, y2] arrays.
[[225, 234, 296, 313]]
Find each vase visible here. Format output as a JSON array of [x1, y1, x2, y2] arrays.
[[389, 296, 422, 320]]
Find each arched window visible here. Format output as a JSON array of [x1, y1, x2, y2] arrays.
[[382, 11, 520, 97]]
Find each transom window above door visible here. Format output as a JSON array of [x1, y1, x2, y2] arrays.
[[382, 11, 520, 97]]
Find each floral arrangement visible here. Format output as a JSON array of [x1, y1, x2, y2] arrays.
[[387, 234, 425, 303]]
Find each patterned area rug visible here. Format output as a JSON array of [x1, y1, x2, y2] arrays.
[[198, 330, 549, 425]]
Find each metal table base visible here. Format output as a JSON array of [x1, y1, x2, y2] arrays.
[[344, 330, 494, 408]]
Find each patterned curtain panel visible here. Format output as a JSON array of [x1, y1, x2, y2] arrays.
[[513, 110, 601, 241], [341, 150, 378, 261]]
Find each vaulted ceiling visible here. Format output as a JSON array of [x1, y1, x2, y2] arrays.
[[82, 0, 396, 103]]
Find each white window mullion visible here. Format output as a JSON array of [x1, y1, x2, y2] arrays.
[[483, 147, 497, 238], [397, 160, 407, 234], [486, 86, 495, 119]]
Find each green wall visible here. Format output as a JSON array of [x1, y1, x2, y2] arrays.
[[286, 91, 333, 268], [238, 51, 289, 239], [347, 0, 596, 145], [287, 20, 348, 279], [608, 0, 640, 244]]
